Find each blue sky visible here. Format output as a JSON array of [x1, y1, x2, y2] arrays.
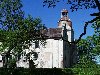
[[22, 0, 98, 39]]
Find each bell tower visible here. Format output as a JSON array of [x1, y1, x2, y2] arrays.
[[58, 9, 74, 42], [61, 9, 68, 18], [58, 9, 75, 68]]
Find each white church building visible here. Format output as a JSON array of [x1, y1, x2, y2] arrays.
[[0, 9, 77, 68]]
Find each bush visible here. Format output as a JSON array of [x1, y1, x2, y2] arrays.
[[0, 67, 75, 75]]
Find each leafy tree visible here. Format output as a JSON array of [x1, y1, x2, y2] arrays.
[[0, 0, 47, 68], [0, 0, 24, 68], [77, 19, 100, 57], [71, 19, 100, 74], [91, 19, 100, 55]]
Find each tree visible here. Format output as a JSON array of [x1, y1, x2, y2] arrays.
[[71, 19, 100, 74], [0, 0, 47, 68], [0, 0, 24, 68], [77, 19, 100, 57], [91, 19, 100, 55]]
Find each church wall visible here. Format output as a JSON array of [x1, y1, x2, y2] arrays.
[[58, 39, 63, 68], [36, 39, 63, 68], [16, 38, 71, 68]]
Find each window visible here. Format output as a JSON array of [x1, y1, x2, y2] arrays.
[[62, 12, 67, 17], [35, 41, 39, 48]]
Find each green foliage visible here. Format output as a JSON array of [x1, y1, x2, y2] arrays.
[[0, 68, 75, 75], [72, 67, 100, 75], [66, 0, 97, 12], [43, 0, 98, 11], [91, 19, 100, 55], [7, 57, 16, 68], [0, 0, 24, 30], [74, 19, 100, 75], [0, 0, 47, 68], [71, 55, 100, 75], [77, 19, 100, 59]]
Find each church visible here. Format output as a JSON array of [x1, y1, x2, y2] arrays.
[[0, 9, 77, 68]]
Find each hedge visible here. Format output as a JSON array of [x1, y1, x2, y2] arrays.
[[0, 67, 75, 75]]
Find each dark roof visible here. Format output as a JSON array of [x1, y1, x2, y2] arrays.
[[42, 28, 62, 39]]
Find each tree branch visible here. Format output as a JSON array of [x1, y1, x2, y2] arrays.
[[94, 0, 100, 12], [75, 16, 100, 44]]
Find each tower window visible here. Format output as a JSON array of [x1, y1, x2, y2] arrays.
[[62, 12, 67, 17]]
